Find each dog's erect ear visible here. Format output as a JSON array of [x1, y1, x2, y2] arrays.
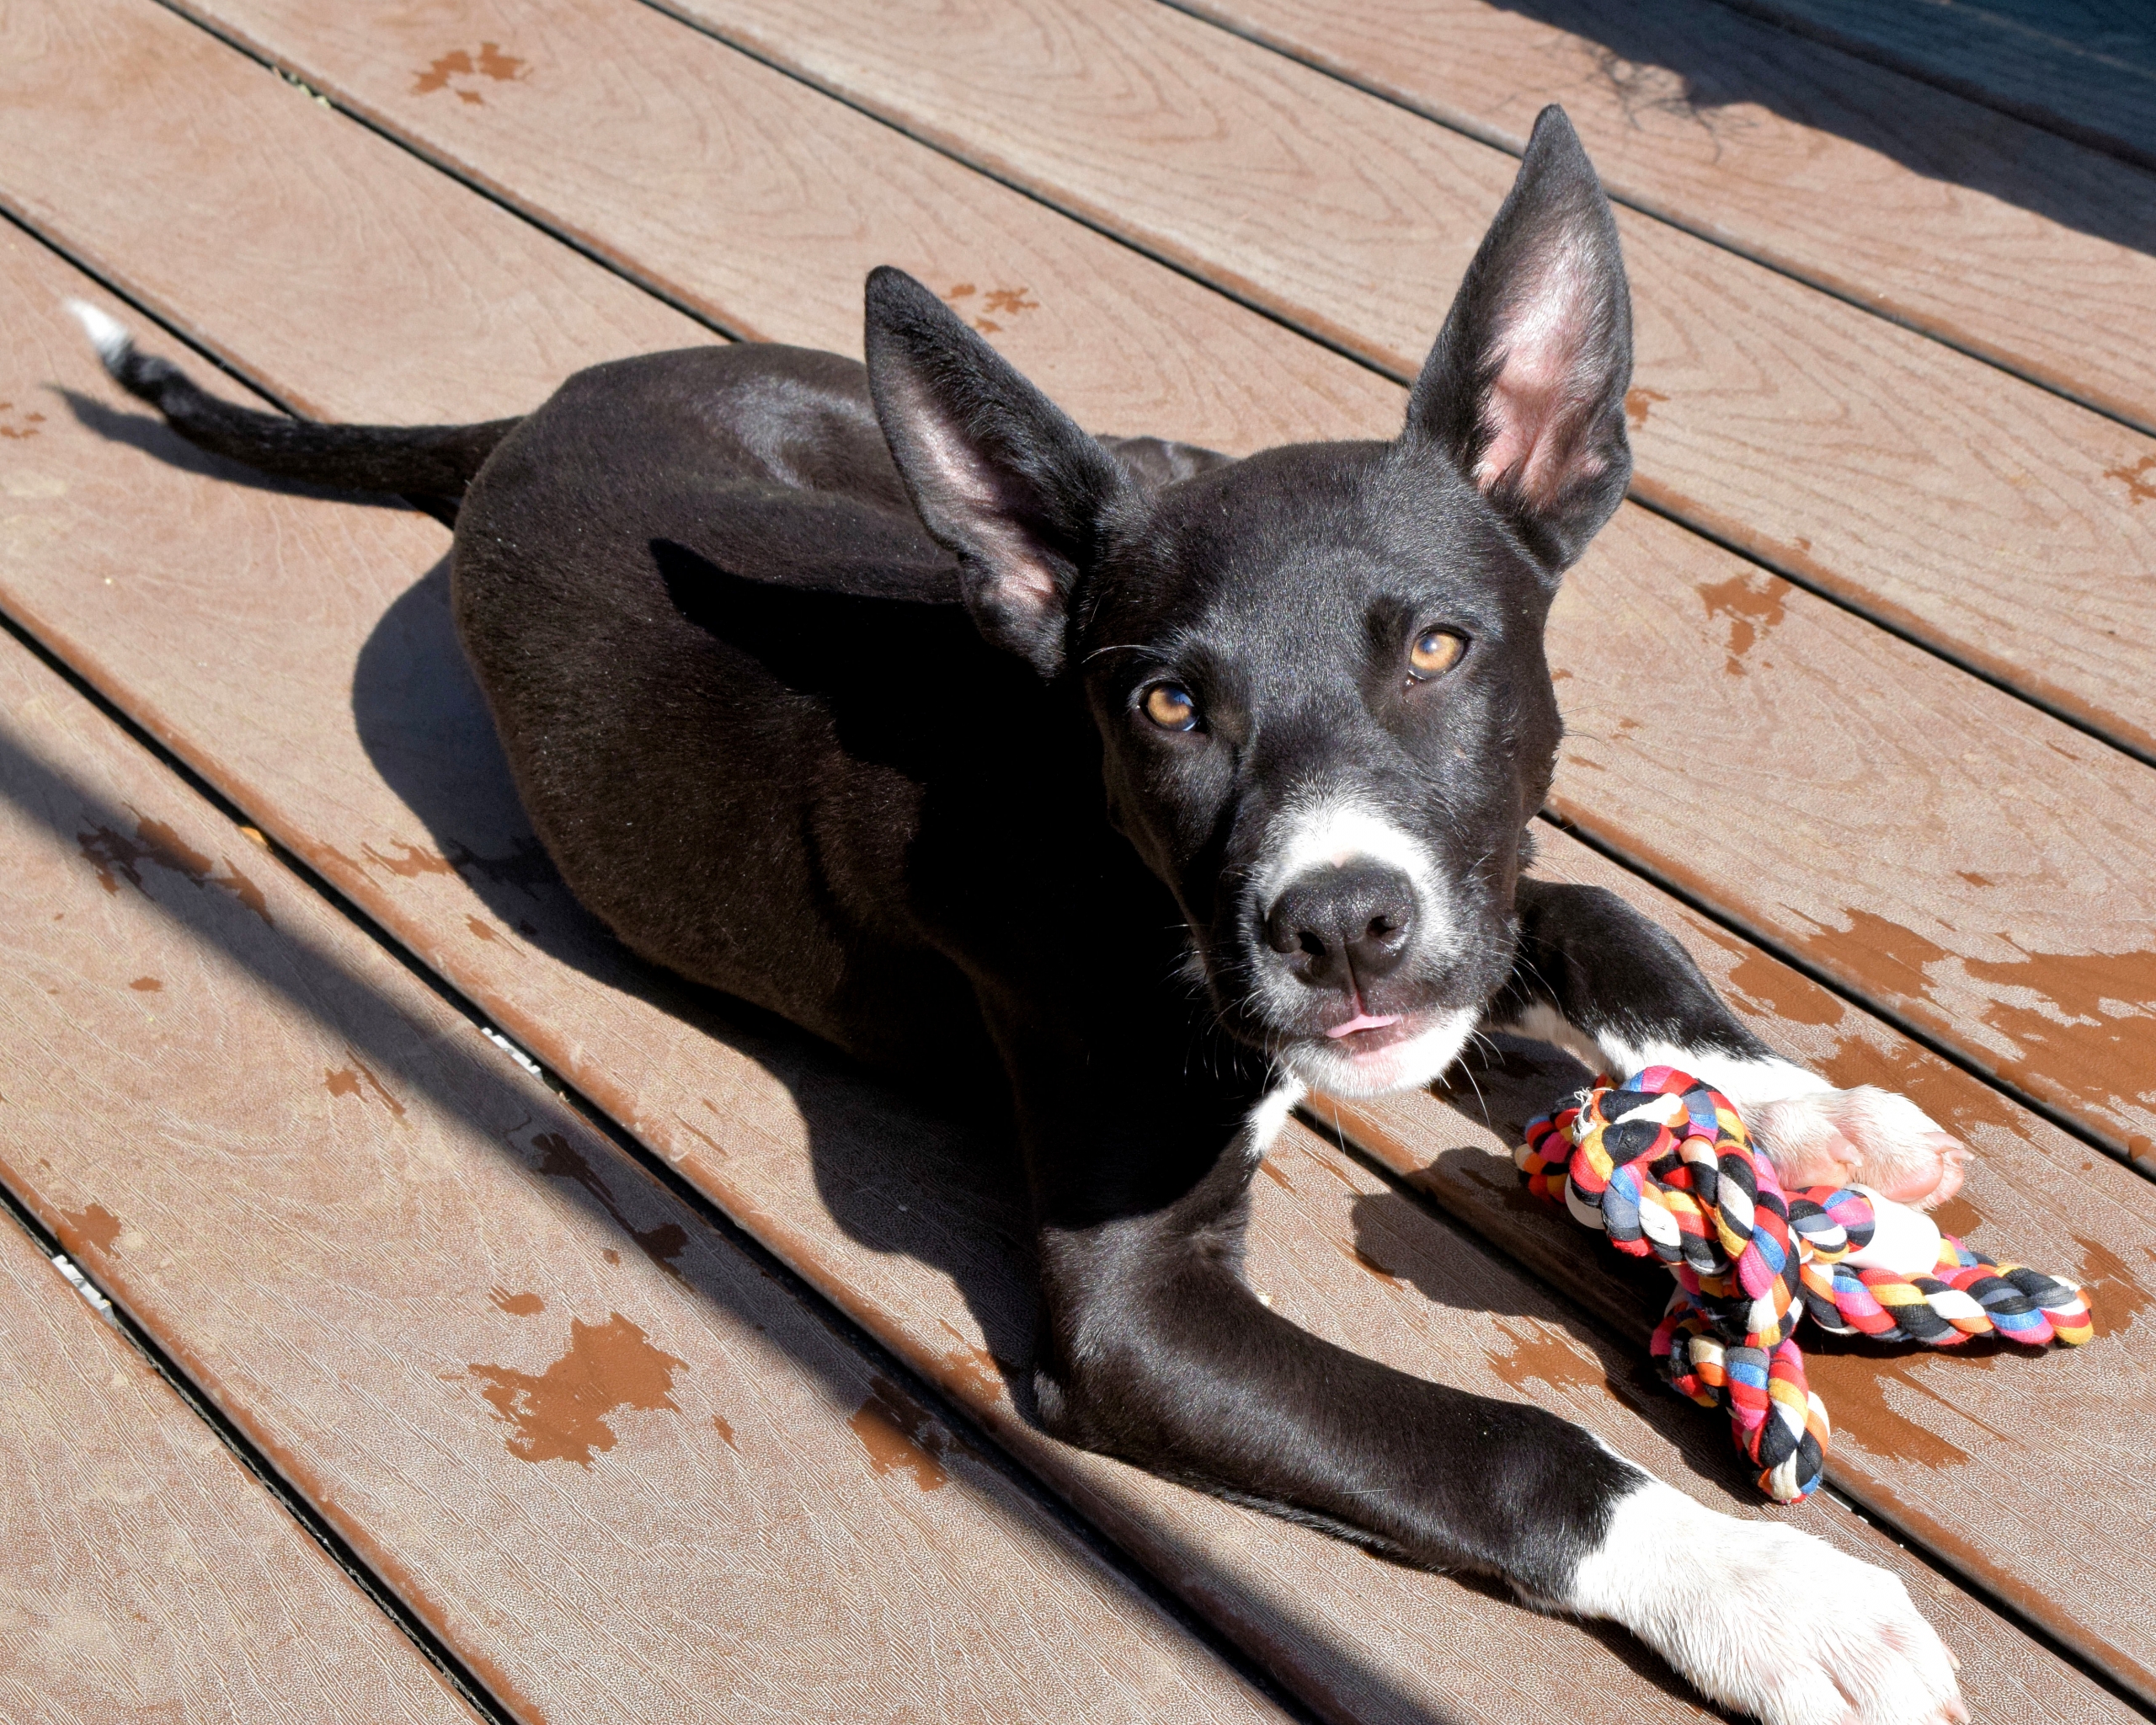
[[864, 266, 1133, 676], [1404, 106, 1633, 574]]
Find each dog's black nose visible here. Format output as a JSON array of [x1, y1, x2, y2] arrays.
[[1262, 862, 1417, 990]]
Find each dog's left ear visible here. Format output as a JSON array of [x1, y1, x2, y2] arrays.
[[1404, 105, 1633, 574], [864, 266, 1134, 677]]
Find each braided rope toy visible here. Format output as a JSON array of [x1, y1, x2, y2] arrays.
[[1517, 1065, 2093, 1503]]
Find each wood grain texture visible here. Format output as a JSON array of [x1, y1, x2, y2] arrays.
[[1550, 515, 2156, 1171], [0, 612, 1287, 1724], [0, 571, 2126, 1725], [0, 3, 2146, 1711], [0, 0, 700, 424], [0, 220, 1716, 1725], [63, 0, 2156, 1187], [0, 104, 2130, 1725], [669, 0, 2156, 760], [1182, 0, 2156, 434], [0, 1216, 480, 1724], [147, 0, 1399, 451], [1312, 819, 2156, 1701]]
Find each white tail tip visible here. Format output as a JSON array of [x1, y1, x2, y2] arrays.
[[63, 298, 134, 371]]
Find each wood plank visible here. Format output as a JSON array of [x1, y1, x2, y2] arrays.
[[1, 3, 2148, 1708], [1725, 0, 2156, 172], [0, 1215, 482, 1725], [1546, 517, 2156, 1175], [0, 215, 1707, 1725], [653, 0, 2156, 762], [0, 521, 2128, 1725], [31, 0, 1395, 450], [1180, 0, 2156, 434], [66, 0, 2156, 1195], [1311, 817, 2156, 1698], [0, 49, 2130, 1725], [0, 5, 697, 423], [0, 585, 1289, 1724]]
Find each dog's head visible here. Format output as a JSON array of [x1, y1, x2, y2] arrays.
[[865, 108, 1631, 1098]]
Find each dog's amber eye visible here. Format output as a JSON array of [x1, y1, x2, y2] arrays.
[[1407, 629, 1466, 681], [1143, 683, 1200, 731]]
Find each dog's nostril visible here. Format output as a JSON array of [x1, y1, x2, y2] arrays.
[[1262, 862, 1419, 986]]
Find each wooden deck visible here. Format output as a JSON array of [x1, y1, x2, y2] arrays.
[[1, 0, 2152, 1718]]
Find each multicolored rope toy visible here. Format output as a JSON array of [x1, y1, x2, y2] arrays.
[[1517, 1065, 2093, 1503]]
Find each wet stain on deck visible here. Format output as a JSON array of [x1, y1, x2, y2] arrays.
[[489, 1288, 545, 1317], [2104, 453, 2156, 505], [849, 1375, 950, 1490], [1816, 1359, 1972, 1471], [937, 1321, 1008, 1403], [361, 840, 457, 879], [1624, 386, 1668, 429], [712, 1413, 737, 1450], [530, 1130, 689, 1277], [325, 1055, 408, 1121], [65, 1202, 122, 1253], [467, 1312, 686, 1466], [79, 813, 273, 927], [412, 43, 526, 106], [128, 976, 162, 992], [1715, 937, 1844, 1030], [1961, 943, 2156, 1106], [2070, 1236, 2149, 1339], [0, 399, 47, 438], [943, 282, 1039, 335], [1695, 571, 1787, 676], [1488, 1321, 1607, 1397]]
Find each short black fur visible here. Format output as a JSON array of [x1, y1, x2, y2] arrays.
[[94, 107, 1800, 1621]]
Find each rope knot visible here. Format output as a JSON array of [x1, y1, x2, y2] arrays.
[[1518, 1065, 2092, 1502]]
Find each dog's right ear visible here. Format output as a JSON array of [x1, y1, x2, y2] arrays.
[[864, 266, 1133, 678], [1403, 106, 1633, 576]]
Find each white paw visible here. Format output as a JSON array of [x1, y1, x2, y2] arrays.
[[1570, 1481, 1966, 1725], [1748, 1086, 1968, 1210]]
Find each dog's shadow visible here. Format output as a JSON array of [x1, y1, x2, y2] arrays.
[[351, 558, 1043, 1391]]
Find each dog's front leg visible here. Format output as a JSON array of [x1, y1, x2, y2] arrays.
[[1489, 879, 1967, 1207], [1022, 1083, 1963, 1725]]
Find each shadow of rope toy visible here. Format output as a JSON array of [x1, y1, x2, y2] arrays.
[[1516, 1065, 2093, 1503]]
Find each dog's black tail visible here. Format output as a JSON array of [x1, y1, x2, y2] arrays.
[[67, 300, 519, 500]]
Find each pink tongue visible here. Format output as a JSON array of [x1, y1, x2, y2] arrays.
[[1326, 1012, 1402, 1040]]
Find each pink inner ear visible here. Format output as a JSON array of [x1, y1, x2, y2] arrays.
[[1470, 249, 1609, 510], [914, 411, 1062, 618]]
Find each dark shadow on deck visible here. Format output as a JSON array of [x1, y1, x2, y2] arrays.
[[1478, 0, 2156, 253]]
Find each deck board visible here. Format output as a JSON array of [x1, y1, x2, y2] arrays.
[[0, 1215, 482, 1725], [0, 594, 1290, 1725], [61, 0, 2156, 1172], [664, 0, 2156, 761], [0, 123, 2132, 1725], [1726, 0, 2156, 172], [1180, 0, 2156, 434], [0, 0, 702, 425], [0, 230, 1732, 1725], [0, 483, 2129, 1720], [3, 0, 2153, 1714], [1315, 820, 2156, 1696]]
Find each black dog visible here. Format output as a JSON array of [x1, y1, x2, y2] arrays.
[[78, 107, 1967, 1724]]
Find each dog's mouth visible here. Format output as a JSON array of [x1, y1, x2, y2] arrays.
[[1321, 1007, 1410, 1049], [1273, 1001, 1477, 1099]]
